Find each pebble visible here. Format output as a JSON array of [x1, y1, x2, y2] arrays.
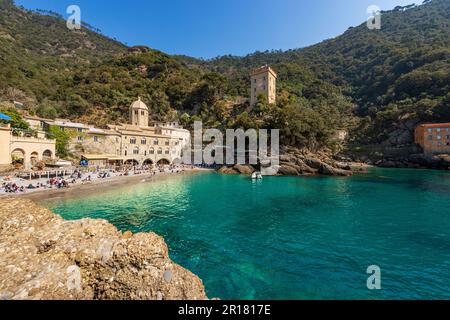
[[163, 269, 173, 283]]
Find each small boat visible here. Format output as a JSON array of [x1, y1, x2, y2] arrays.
[[252, 172, 263, 180]]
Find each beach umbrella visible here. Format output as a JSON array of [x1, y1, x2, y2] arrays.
[[0, 113, 12, 121]]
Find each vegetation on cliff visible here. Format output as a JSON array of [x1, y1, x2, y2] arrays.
[[0, 0, 448, 150]]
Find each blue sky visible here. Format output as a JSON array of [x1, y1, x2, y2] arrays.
[[16, 0, 422, 59]]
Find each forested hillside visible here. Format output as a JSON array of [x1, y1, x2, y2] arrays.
[[0, 0, 448, 151], [187, 0, 450, 146]]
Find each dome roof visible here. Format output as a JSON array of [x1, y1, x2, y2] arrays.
[[130, 97, 148, 110]]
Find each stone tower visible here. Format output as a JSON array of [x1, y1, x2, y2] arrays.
[[250, 66, 277, 107], [129, 97, 149, 127]]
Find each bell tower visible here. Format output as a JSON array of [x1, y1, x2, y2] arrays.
[[250, 66, 277, 107], [129, 97, 149, 127]]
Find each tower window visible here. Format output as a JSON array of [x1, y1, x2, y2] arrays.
[[141, 111, 145, 116]]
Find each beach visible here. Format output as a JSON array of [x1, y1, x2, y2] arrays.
[[1, 167, 211, 202]]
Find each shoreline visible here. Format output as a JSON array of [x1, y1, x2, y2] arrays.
[[4, 168, 212, 202]]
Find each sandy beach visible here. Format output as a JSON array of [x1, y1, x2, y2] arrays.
[[1, 168, 211, 202]]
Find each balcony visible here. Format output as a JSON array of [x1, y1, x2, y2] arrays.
[[11, 135, 55, 143]]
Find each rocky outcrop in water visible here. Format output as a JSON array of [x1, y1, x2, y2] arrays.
[[375, 153, 450, 169], [277, 147, 364, 177], [217, 148, 367, 177], [218, 164, 255, 175], [344, 144, 450, 170], [0, 199, 207, 300]]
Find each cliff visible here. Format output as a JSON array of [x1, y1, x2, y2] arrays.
[[0, 198, 207, 300]]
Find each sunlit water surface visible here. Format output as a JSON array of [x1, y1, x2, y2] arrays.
[[42, 169, 450, 299]]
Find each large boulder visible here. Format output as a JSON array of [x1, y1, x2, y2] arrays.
[[319, 164, 353, 177], [0, 199, 208, 300], [303, 157, 324, 170], [293, 159, 317, 175], [218, 166, 238, 174], [278, 164, 299, 176], [233, 164, 255, 175]]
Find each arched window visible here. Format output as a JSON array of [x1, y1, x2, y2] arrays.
[[133, 147, 139, 155], [31, 152, 39, 164], [149, 148, 155, 155], [157, 148, 163, 155], [11, 149, 25, 165], [42, 150, 52, 159]]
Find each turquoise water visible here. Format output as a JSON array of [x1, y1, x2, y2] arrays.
[[43, 169, 450, 300]]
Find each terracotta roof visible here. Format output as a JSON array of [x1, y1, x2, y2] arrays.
[[417, 123, 450, 128], [251, 65, 277, 77], [130, 96, 148, 111]]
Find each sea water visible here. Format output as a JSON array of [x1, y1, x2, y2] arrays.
[[43, 169, 450, 299]]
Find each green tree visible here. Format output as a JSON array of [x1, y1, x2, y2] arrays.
[[0, 106, 30, 130], [47, 125, 71, 158]]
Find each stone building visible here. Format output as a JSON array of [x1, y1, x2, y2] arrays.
[[30, 98, 191, 167], [250, 65, 277, 106], [0, 123, 56, 169], [415, 123, 450, 154], [104, 98, 190, 166], [129, 97, 149, 127]]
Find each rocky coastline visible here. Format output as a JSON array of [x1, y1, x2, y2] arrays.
[[348, 152, 450, 170], [218, 145, 450, 177], [0, 198, 207, 300], [218, 147, 369, 177]]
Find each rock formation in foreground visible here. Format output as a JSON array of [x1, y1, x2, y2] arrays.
[[0, 199, 207, 300]]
